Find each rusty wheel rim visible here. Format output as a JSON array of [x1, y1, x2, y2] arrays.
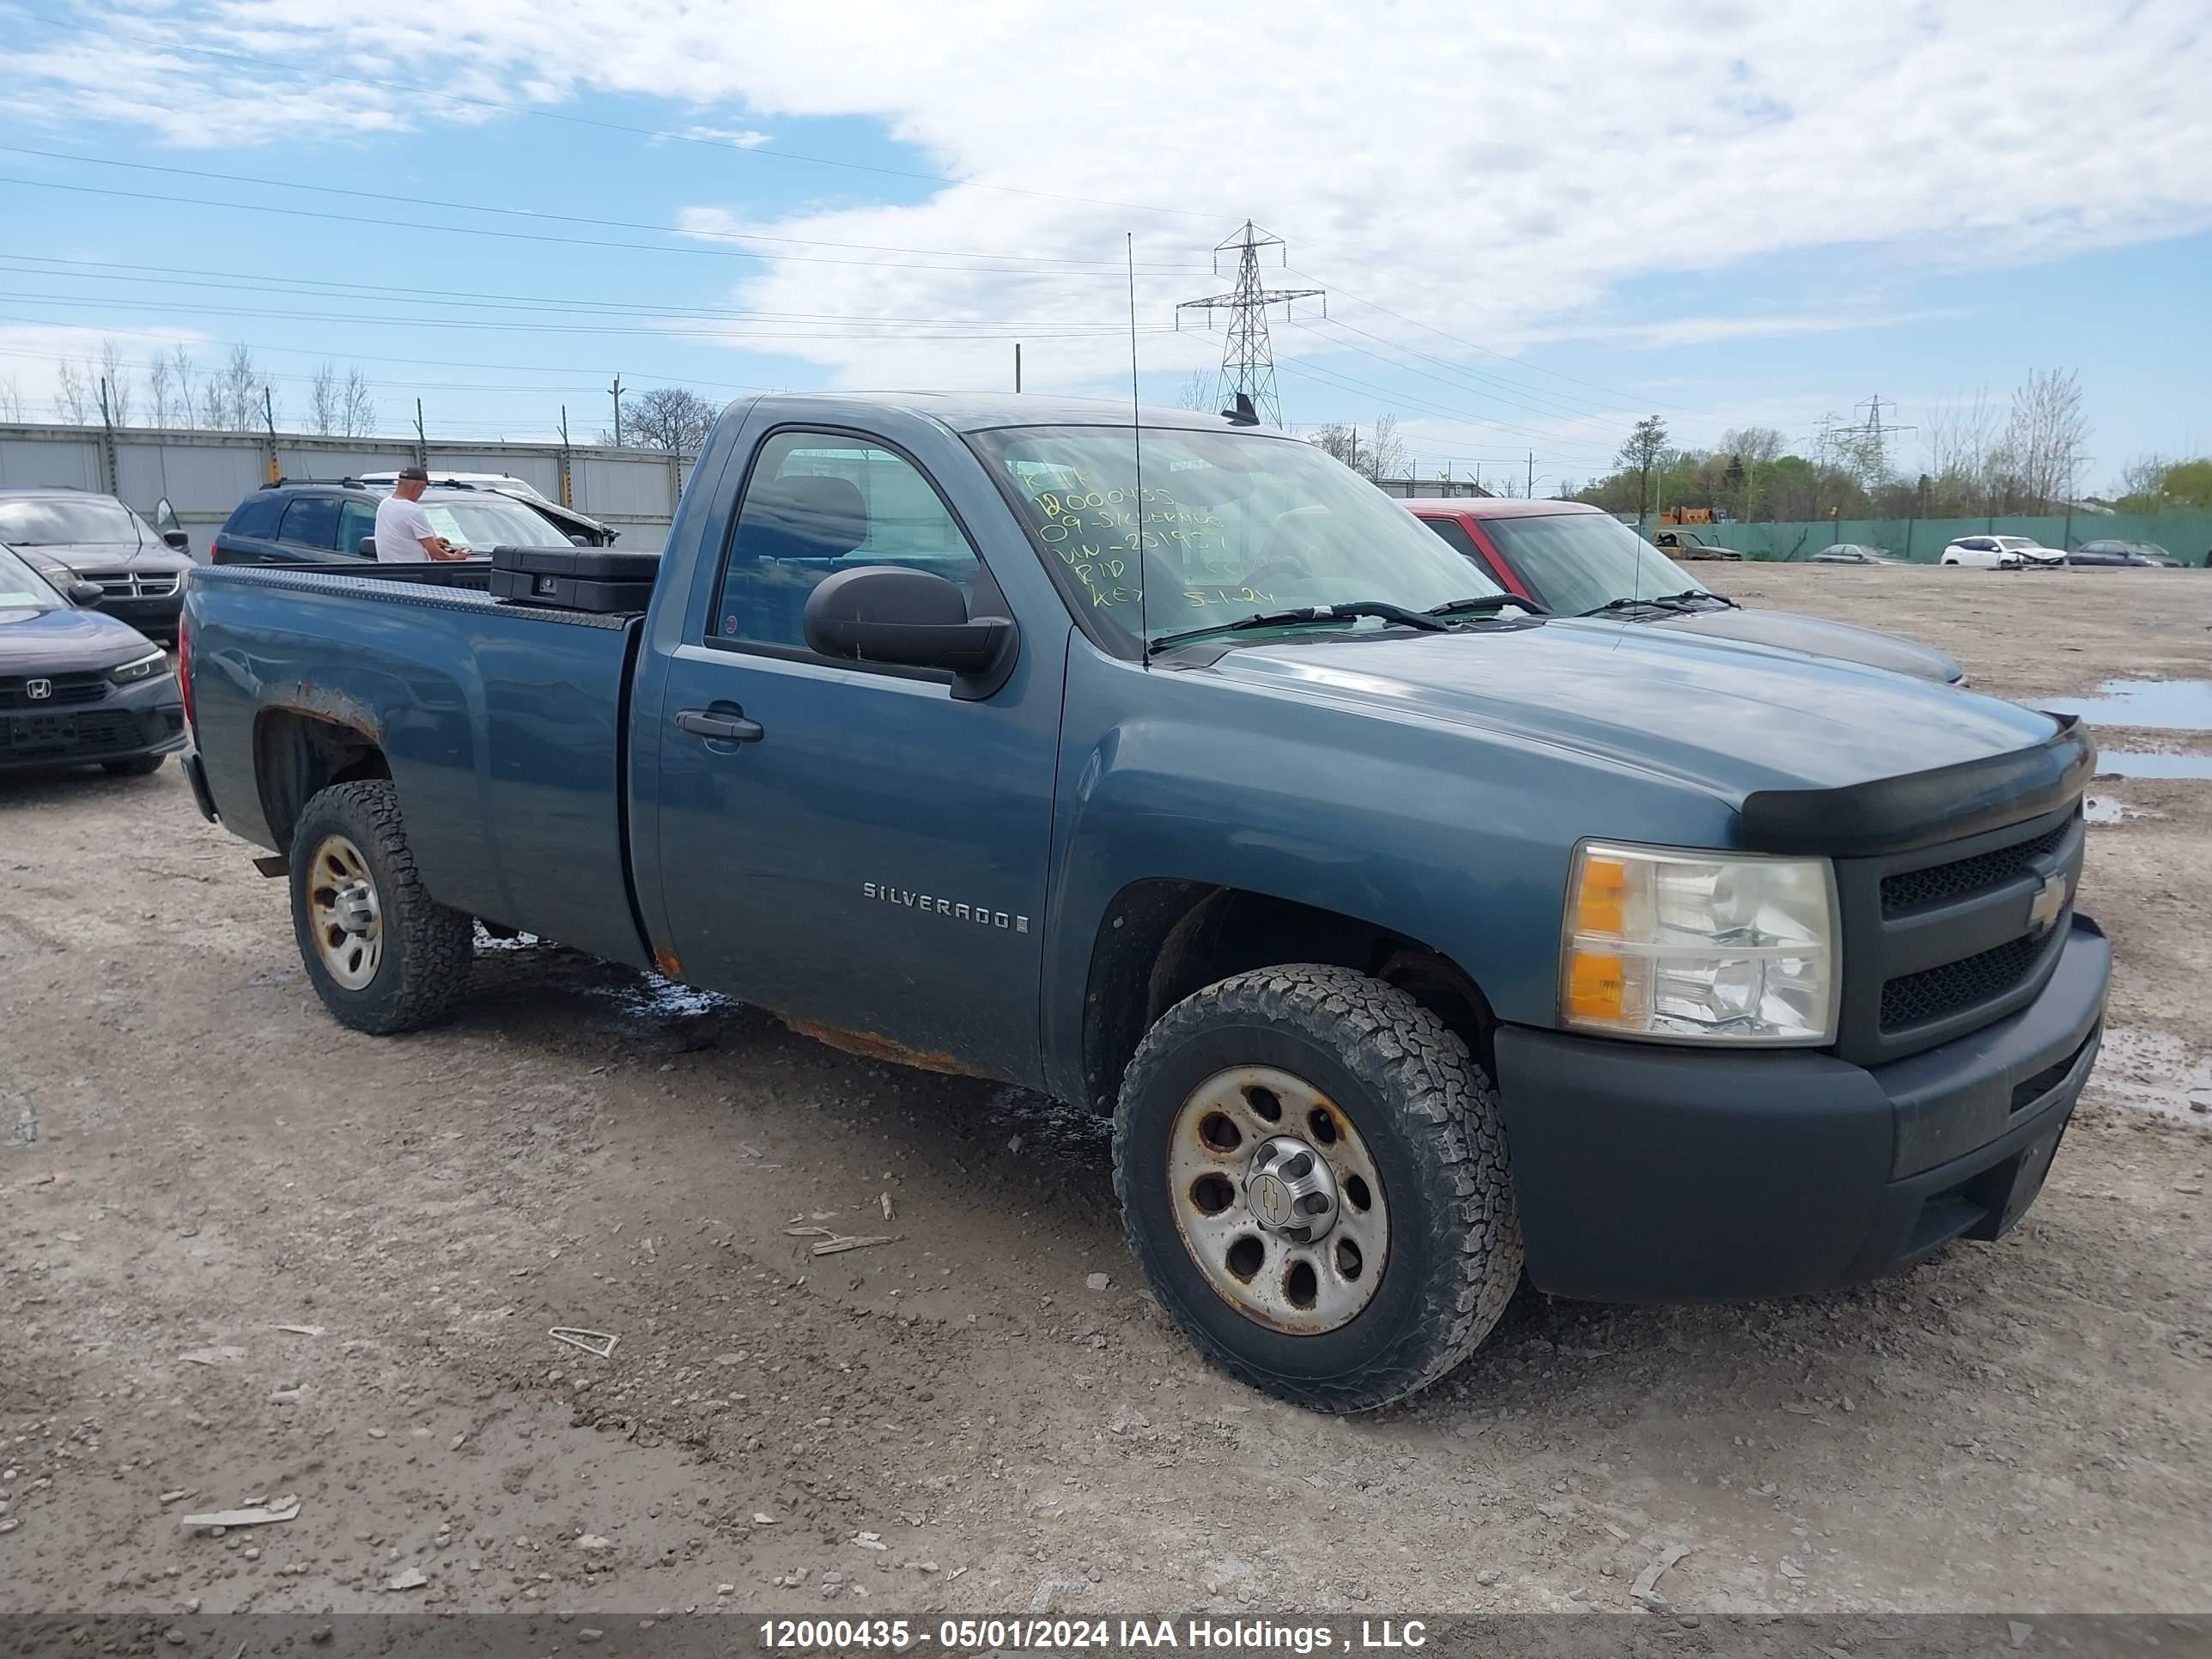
[[1165, 1065, 1389, 1334], [307, 833, 382, 992]]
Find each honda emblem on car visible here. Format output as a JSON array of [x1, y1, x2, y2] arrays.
[[26, 678, 52, 701], [2027, 872, 2069, 938]]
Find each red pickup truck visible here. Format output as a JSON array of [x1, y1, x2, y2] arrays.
[[1409, 500, 1963, 684]]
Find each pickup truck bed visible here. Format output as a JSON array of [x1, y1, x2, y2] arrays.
[[189, 562, 652, 969], [179, 390, 2110, 1415]]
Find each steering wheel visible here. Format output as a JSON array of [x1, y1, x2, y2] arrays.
[[1238, 556, 1312, 591]]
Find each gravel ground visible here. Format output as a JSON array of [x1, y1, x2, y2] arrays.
[[2, 563, 2206, 1618]]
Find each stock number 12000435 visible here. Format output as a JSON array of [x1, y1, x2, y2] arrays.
[[760, 1618, 1117, 1649]]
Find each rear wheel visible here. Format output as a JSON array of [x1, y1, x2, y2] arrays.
[[289, 780, 472, 1035], [1115, 964, 1521, 1413]]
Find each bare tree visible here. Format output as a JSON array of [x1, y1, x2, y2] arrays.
[[341, 367, 375, 438], [1307, 422, 1358, 467], [1173, 368, 1216, 412], [1919, 387, 2002, 514], [167, 346, 199, 427], [206, 343, 262, 432], [605, 385, 717, 452], [308, 361, 341, 436], [2000, 368, 2089, 512], [0, 372, 25, 422], [1719, 425, 1784, 466], [147, 354, 176, 428], [1366, 414, 1407, 481], [1616, 415, 1669, 527], [98, 337, 133, 426], [55, 359, 94, 423]]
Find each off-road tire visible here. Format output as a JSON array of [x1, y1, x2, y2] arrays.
[[1114, 963, 1522, 1413], [101, 755, 167, 777], [289, 780, 472, 1036]]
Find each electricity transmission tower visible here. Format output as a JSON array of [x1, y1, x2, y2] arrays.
[[1176, 222, 1324, 428], [1851, 394, 1916, 485]]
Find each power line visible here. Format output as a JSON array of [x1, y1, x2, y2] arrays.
[[29, 17, 1224, 222], [0, 146, 1207, 271], [0, 254, 1171, 331], [1279, 314, 1635, 435], [0, 292, 1183, 343], [1273, 359, 1620, 460], [0, 174, 1185, 280], [1284, 253, 1717, 418]]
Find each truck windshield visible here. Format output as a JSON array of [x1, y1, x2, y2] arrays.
[[0, 497, 150, 546], [0, 544, 62, 610], [1476, 512, 1706, 616], [971, 425, 1501, 647]]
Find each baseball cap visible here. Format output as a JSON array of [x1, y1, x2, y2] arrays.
[[397, 464, 429, 482]]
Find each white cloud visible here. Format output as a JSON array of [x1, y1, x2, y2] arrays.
[[12, 0, 2211, 453], [679, 125, 772, 149]]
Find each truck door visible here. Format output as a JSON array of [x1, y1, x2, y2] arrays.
[[645, 428, 1059, 1086]]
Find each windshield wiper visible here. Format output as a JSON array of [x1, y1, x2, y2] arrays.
[[1581, 588, 1732, 618], [1150, 600, 1449, 653], [1425, 594, 1547, 618]]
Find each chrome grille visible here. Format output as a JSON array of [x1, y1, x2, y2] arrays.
[[79, 571, 181, 599]]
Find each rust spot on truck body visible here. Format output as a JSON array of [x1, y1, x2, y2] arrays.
[[653, 948, 684, 979], [267, 684, 383, 744], [781, 1017, 979, 1079]]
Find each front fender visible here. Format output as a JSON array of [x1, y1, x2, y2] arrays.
[[1038, 641, 1742, 1102]]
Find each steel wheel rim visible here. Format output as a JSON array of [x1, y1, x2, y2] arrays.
[[307, 833, 383, 992], [1166, 1065, 1390, 1334]]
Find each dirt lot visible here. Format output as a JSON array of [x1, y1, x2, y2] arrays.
[[3, 565, 2207, 1619]]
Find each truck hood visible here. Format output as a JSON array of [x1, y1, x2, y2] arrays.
[[1206, 618, 2053, 803], [0, 601, 160, 672], [1653, 605, 1964, 684]]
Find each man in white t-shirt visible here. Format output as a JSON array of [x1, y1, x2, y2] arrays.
[[373, 466, 465, 562]]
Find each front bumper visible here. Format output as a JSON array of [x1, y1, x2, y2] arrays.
[[1493, 914, 2109, 1304], [0, 680, 187, 772]]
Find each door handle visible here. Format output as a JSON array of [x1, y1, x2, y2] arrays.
[[674, 706, 763, 744]]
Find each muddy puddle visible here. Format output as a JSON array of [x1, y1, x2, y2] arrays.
[[2039, 678, 2212, 731], [2091, 1026, 2212, 1125], [2082, 793, 2157, 824], [471, 925, 735, 1018], [2094, 751, 2212, 780]]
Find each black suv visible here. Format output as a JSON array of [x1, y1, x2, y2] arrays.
[[210, 478, 611, 567]]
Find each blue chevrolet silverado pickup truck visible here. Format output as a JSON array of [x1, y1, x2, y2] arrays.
[[179, 392, 2110, 1412]]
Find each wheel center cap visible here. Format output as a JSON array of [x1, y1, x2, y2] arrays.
[[1244, 1136, 1340, 1243], [335, 880, 378, 936]]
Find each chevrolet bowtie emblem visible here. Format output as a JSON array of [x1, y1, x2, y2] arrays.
[[2027, 872, 2069, 938]]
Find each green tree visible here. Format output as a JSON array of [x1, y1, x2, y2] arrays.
[[2159, 458, 2212, 508]]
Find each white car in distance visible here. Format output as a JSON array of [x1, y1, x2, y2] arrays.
[[1942, 535, 2026, 569]]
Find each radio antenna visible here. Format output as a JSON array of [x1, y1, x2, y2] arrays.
[[1129, 232, 1150, 669]]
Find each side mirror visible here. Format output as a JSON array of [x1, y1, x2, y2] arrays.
[[802, 566, 1017, 701], [161, 529, 191, 551], [68, 579, 105, 606], [569, 533, 591, 547], [357, 536, 379, 557]]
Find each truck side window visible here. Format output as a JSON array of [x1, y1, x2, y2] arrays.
[[714, 431, 981, 653]]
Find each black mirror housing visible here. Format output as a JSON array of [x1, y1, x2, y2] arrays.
[[68, 579, 105, 606], [161, 529, 191, 551], [802, 565, 1018, 700], [357, 536, 379, 558]]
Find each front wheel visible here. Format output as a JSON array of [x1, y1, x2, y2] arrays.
[[289, 780, 472, 1035], [1114, 965, 1522, 1413]]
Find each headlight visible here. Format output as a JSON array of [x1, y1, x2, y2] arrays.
[[106, 650, 170, 686], [1561, 842, 1838, 1045]]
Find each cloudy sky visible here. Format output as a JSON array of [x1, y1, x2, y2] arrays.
[[3, 0, 2208, 488]]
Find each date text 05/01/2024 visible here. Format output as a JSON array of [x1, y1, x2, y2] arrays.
[[757, 1617, 1429, 1651]]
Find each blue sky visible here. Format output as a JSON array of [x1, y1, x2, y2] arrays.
[[3, 0, 2208, 492]]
